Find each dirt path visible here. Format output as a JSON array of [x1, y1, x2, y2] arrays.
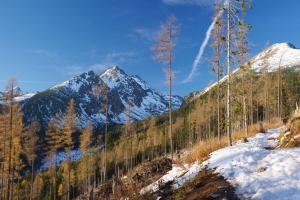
[[154, 169, 239, 200]]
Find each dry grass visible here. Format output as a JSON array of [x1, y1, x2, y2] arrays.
[[173, 157, 187, 170], [278, 113, 300, 148], [232, 120, 282, 141], [184, 137, 228, 164], [184, 119, 283, 164]]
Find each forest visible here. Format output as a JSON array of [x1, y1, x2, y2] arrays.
[[0, 63, 299, 199], [1, 0, 299, 199]]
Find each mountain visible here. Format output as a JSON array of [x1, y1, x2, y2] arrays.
[[250, 42, 300, 71], [21, 66, 184, 128], [0, 86, 35, 102], [184, 42, 300, 102]]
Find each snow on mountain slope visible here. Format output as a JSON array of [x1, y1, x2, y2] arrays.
[[250, 43, 300, 71], [21, 66, 183, 128], [185, 42, 300, 102], [100, 66, 183, 122], [14, 92, 36, 102], [22, 70, 105, 127]]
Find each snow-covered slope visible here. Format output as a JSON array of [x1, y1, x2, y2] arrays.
[[207, 127, 300, 199], [21, 66, 183, 128], [185, 42, 300, 102], [0, 86, 36, 103], [142, 126, 300, 199], [14, 93, 36, 102], [100, 66, 183, 123], [250, 43, 300, 71]]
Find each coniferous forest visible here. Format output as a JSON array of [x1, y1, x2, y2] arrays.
[[1, 0, 300, 199], [1, 64, 300, 199]]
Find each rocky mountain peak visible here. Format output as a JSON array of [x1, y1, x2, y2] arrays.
[[20, 66, 184, 128], [100, 66, 127, 83]]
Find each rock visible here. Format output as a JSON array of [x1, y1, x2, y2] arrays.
[[206, 192, 224, 198], [294, 134, 300, 139], [240, 137, 248, 143], [217, 185, 231, 190], [257, 167, 267, 173], [282, 117, 289, 124], [258, 121, 265, 133]]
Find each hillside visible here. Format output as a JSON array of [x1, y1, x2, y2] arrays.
[[90, 124, 300, 199], [184, 42, 300, 102]]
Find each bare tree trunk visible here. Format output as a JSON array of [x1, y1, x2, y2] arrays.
[[250, 77, 253, 125], [169, 66, 173, 160], [227, 0, 232, 146], [30, 160, 34, 200], [243, 95, 248, 136], [217, 65, 221, 142]]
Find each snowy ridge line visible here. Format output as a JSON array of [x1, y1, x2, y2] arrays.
[[188, 42, 300, 101]]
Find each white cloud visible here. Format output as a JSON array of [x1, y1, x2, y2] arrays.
[[134, 28, 155, 41], [62, 63, 113, 76], [63, 65, 85, 76], [31, 49, 58, 58], [162, 0, 212, 6], [88, 63, 111, 72], [107, 51, 135, 58]]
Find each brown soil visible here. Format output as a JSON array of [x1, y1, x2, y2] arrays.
[[178, 170, 239, 200], [153, 169, 239, 200]]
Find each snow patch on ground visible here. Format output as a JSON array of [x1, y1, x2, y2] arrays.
[[141, 126, 300, 199], [207, 127, 300, 200], [140, 164, 187, 194]]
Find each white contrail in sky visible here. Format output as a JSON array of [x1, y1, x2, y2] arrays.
[[182, 1, 227, 83]]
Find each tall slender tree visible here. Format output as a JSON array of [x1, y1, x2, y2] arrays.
[[2, 77, 24, 199], [92, 82, 109, 182], [151, 14, 180, 159], [210, 2, 226, 142], [79, 120, 93, 192], [45, 115, 64, 200], [22, 120, 40, 200], [60, 99, 79, 200], [224, 0, 251, 146]]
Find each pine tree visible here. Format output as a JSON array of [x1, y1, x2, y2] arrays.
[[22, 119, 40, 200], [151, 14, 180, 159], [210, 2, 226, 142], [224, 0, 251, 146], [2, 77, 24, 199], [45, 115, 64, 200], [79, 120, 93, 192], [92, 82, 109, 182], [60, 99, 79, 200]]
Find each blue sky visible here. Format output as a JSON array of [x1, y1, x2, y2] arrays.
[[0, 0, 300, 97]]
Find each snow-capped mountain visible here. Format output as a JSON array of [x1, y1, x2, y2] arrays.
[[184, 42, 300, 102], [0, 86, 35, 102], [100, 66, 183, 123], [21, 66, 183, 128], [250, 43, 300, 71]]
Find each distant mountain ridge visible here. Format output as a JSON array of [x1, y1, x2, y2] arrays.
[[184, 42, 300, 102], [20, 66, 183, 128]]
